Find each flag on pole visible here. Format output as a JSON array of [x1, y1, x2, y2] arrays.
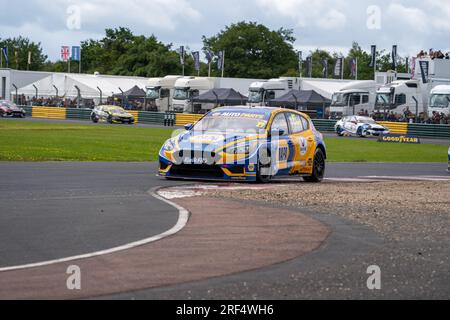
[[419, 60, 429, 84], [333, 58, 343, 79], [192, 51, 200, 72], [306, 56, 313, 78], [349, 58, 357, 78], [71, 46, 81, 61], [2, 47, 9, 67], [298, 51, 303, 75], [411, 57, 416, 77], [369, 45, 376, 68], [61, 46, 70, 62], [217, 50, 225, 70], [204, 49, 213, 63], [392, 45, 398, 70], [322, 59, 328, 78], [179, 46, 185, 65]]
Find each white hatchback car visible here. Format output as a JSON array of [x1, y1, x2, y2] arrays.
[[335, 116, 390, 137]]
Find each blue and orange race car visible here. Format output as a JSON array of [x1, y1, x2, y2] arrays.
[[159, 107, 326, 183]]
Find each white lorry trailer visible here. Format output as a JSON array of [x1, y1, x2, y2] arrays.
[[145, 75, 182, 112], [172, 77, 263, 113]]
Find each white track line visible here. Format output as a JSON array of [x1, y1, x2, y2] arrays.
[[361, 176, 450, 181], [0, 187, 190, 273]]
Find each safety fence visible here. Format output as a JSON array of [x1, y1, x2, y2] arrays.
[[19, 106, 450, 140], [312, 119, 450, 139]]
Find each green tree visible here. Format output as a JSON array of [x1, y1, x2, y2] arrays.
[[0, 36, 47, 70], [202, 21, 298, 78]]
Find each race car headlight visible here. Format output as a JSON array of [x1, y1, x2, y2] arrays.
[[224, 141, 257, 155], [163, 138, 176, 152]]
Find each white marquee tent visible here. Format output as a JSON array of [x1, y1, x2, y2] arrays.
[[16, 72, 149, 100]]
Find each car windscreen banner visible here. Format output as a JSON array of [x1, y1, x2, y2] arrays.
[[378, 134, 420, 144]]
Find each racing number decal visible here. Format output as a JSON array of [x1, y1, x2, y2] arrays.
[[276, 140, 289, 170], [279, 146, 288, 162], [299, 136, 308, 156]]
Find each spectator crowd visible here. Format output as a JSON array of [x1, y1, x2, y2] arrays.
[[417, 49, 450, 60]]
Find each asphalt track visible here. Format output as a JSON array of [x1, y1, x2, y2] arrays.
[[0, 161, 447, 268], [0, 161, 449, 299]]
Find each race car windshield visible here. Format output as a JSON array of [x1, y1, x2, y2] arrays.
[[193, 111, 270, 133], [358, 118, 376, 124], [109, 108, 126, 114]]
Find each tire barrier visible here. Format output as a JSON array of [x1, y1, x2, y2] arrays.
[[31, 107, 66, 120], [377, 122, 408, 135], [175, 113, 203, 126]]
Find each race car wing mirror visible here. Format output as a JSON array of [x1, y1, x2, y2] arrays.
[[184, 123, 194, 131]]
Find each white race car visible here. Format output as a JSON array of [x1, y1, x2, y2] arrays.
[[335, 116, 390, 137]]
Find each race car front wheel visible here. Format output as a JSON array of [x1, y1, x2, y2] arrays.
[[303, 148, 325, 183], [256, 150, 272, 183], [91, 114, 99, 123], [336, 126, 344, 136]]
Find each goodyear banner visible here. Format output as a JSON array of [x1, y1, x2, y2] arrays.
[[378, 134, 420, 144]]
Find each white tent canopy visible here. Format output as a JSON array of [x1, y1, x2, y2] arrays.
[[300, 79, 354, 99], [15, 72, 149, 100]]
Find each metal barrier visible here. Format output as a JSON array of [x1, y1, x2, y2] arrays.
[[311, 119, 337, 132], [138, 111, 165, 125], [408, 123, 450, 139], [66, 108, 92, 120]]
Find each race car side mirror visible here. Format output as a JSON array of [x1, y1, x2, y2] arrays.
[[184, 123, 193, 131]]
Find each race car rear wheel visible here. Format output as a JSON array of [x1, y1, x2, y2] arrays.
[[107, 115, 113, 124], [303, 148, 325, 183]]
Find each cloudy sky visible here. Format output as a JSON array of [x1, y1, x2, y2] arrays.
[[1, 0, 449, 61]]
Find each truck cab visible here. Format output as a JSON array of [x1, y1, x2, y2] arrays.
[[146, 75, 182, 112], [247, 79, 291, 106], [330, 81, 377, 118], [330, 89, 371, 118], [428, 85, 450, 117], [375, 80, 424, 115], [172, 77, 215, 113]]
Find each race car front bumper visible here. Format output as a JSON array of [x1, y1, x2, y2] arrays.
[[159, 157, 258, 181]]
